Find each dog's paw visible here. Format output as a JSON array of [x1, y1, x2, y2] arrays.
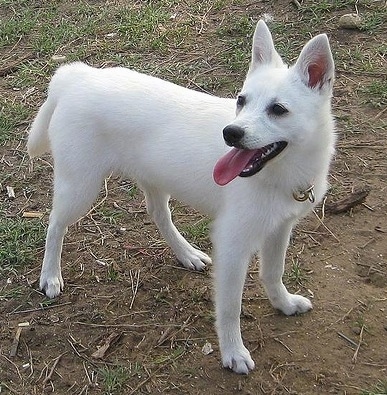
[[275, 293, 313, 316], [40, 272, 64, 298], [221, 346, 255, 375], [177, 248, 212, 271]]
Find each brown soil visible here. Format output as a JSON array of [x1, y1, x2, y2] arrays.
[[1, 1, 386, 394]]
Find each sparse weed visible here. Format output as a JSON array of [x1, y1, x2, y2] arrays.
[[0, 285, 23, 301], [98, 207, 124, 225], [361, 11, 386, 32], [99, 365, 129, 394], [0, 100, 31, 142], [359, 80, 387, 108], [361, 381, 387, 395], [154, 347, 185, 364], [127, 184, 139, 198], [0, 8, 37, 48], [182, 218, 210, 248], [286, 257, 308, 286], [106, 263, 120, 281], [39, 299, 58, 308], [0, 218, 45, 275]]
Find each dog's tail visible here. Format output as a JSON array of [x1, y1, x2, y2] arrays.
[[27, 99, 55, 158]]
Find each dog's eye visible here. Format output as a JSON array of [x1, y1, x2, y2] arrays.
[[236, 95, 246, 107], [270, 103, 288, 116]]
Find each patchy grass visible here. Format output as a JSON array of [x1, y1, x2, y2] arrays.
[[0, 100, 31, 143], [182, 218, 211, 248], [0, 217, 45, 275], [99, 365, 130, 394], [285, 257, 309, 287], [0, 285, 24, 301], [359, 80, 387, 108], [361, 381, 387, 395]]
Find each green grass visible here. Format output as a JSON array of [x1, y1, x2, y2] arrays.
[[361, 381, 387, 395], [106, 263, 120, 282], [127, 184, 139, 199], [286, 258, 308, 286], [0, 7, 37, 48], [0, 99, 31, 143], [99, 366, 130, 395], [98, 207, 124, 225], [361, 11, 386, 32], [154, 347, 185, 365], [359, 80, 387, 108], [0, 218, 46, 275], [0, 285, 24, 301], [182, 218, 210, 248]]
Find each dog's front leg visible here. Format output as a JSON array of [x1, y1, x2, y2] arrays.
[[259, 221, 312, 315], [213, 220, 255, 374]]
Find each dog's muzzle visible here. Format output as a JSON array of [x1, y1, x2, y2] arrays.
[[223, 125, 245, 148]]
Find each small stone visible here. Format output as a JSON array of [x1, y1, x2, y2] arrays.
[[201, 341, 213, 355], [351, 326, 361, 335], [51, 55, 67, 63], [339, 14, 363, 30]]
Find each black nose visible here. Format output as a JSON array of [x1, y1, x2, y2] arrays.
[[223, 125, 245, 147]]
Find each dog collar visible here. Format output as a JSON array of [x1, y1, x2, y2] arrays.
[[293, 184, 315, 203]]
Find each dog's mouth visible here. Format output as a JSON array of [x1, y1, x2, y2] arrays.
[[213, 141, 288, 186]]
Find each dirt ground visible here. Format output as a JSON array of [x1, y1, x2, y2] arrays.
[[1, 1, 386, 394]]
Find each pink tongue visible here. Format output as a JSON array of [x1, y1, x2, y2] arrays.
[[213, 148, 257, 186]]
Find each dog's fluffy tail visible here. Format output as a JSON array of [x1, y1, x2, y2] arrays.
[[27, 99, 55, 158]]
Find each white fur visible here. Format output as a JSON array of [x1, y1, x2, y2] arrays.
[[27, 20, 335, 374]]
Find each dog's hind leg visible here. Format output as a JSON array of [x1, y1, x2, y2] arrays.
[[40, 164, 105, 298], [259, 221, 312, 315], [142, 186, 211, 270]]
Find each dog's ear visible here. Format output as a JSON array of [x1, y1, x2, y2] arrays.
[[294, 34, 334, 91], [249, 20, 283, 72]]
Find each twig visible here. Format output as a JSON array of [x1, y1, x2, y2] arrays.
[[156, 315, 194, 347], [26, 344, 34, 379], [67, 337, 99, 369], [337, 307, 354, 323], [74, 321, 180, 328], [83, 361, 93, 385], [10, 302, 72, 314], [273, 337, 293, 354], [352, 325, 364, 363], [0, 52, 35, 76], [129, 269, 141, 309], [128, 350, 186, 395], [291, 0, 302, 9], [42, 352, 66, 385], [325, 188, 371, 214], [312, 209, 340, 242], [337, 332, 357, 348], [91, 332, 122, 359], [374, 105, 387, 120], [0, 381, 18, 394], [78, 384, 89, 395], [9, 327, 22, 357], [2, 354, 22, 380]]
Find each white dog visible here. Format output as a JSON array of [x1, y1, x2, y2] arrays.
[[28, 20, 335, 374]]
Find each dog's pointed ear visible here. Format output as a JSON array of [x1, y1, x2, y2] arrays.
[[294, 34, 334, 91], [249, 20, 283, 72]]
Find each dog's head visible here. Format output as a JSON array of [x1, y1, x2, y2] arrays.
[[213, 20, 335, 186]]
